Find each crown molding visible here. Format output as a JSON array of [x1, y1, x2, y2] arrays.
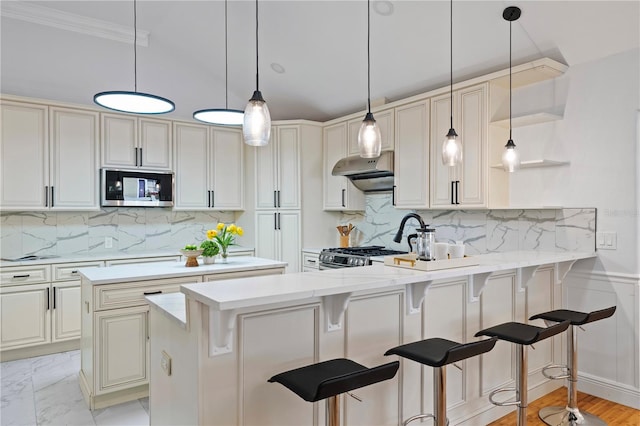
[[1, 2, 149, 46]]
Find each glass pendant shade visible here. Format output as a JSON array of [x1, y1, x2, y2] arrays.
[[357, 112, 382, 158], [442, 128, 462, 166], [502, 139, 520, 172], [193, 109, 244, 126], [94, 91, 175, 115], [243, 90, 271, 146]]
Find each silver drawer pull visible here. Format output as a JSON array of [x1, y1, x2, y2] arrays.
[[12, 274, 30, 278]]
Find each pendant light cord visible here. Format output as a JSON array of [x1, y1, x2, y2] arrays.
[[224, 0, 229, 108], [367, 0, 371, 114], [449, 0, 453, 129], [255, 0, 259, 91], [133, 0, 138, 93], [509, 18, 512, 140]]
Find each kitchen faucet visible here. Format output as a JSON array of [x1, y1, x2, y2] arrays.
[[393, 213, 427, 243]]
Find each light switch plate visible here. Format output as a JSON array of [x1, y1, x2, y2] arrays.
[[596, 232, 617, 250], [161, 351, 172, 376]]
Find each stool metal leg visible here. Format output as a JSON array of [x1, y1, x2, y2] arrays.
[[516, 344, 528, 426], [539, 326, 607, 426], [326, 395, 340, 426], [434, 366, 448, 426]]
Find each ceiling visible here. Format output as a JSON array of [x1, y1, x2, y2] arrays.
[[1, 1, 638, 123]]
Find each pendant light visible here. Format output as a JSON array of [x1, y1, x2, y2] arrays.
[[193, 0, 244, 126], [501, 6, 521, 172], [243, 0, 271, 146], [357, 0, 382, 158], [94, 0, 174, 115], [442, 0, 462, 167]]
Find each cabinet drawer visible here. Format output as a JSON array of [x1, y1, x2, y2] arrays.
[[0, 265, 50, 286], [302, 253, 320, 270], [105, 256, 180, 266], [53, 261, 103, 282], [94, 276, 202, 311]]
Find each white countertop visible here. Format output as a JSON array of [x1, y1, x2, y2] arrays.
[[181, 250, 595, 312], [79, 256, 287, 285]]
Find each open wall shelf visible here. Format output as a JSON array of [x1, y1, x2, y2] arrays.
[[491, 159, 570, 169]]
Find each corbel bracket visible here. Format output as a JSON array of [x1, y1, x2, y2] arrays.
[[323, 293, 352, 332], [555, 260, 577, 284], [518, 265, 541, 293], [208, 309, 237, 357], [405, 281, 433, 315], [469, 272, 494, 303]]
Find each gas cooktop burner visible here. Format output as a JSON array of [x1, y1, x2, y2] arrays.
[[319, 246, 406, 269]]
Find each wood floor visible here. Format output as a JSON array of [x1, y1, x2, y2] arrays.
[[488, 387, 640, 426]]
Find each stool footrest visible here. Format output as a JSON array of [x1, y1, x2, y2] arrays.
[[403, 413, 449, 426], [488, 387, 521, 407], [542, 364, 570, 380]]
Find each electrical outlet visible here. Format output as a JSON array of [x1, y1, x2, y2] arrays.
[[596, 232, 617, 250], [104, 236, 113, 249], [161, 351, 172, 376]]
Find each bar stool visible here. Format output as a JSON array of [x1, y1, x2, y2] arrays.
[[268, 358, 399, 426], [475, 320, 571, 426], [529, 306, 616, 426], [385, 337, 498, 426]]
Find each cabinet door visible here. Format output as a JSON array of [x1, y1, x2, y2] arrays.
[[101, 114, 137, 168], [0, 283, 50, 350], [173, 123, 209, 209], [430, 94, 455, 207], [347, 109, 395, 155], [255, 211, 279, 263], [255, 129, 278, 209], [52, 281, 81, 342], [278, 212, 300, 273], [50, 107, 99, 209], [210, 127, 244, 210], [457, 84, 487, 207], [394, 101, 430, 209], [139, 118, 172, 170], [276, 126, 300, 209], [95, 305, 148, 393], [323, 123, 364, 211], [0, 101, 49, 209]]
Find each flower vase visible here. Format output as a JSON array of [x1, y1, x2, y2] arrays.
[[221, 249, 229, 263], [203, 256, 216, 265]]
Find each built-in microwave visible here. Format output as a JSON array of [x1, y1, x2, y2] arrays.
[[101, 169, 174, 207]]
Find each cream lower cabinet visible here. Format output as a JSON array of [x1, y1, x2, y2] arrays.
[[255, 211, 300, 273], [0, 283, 51, 350], [430, 83, 488, 208]]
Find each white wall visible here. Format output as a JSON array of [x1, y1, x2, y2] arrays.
[[510, 48, 639, 275]]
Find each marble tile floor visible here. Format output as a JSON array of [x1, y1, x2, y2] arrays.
[[1, 350, 149, 425]]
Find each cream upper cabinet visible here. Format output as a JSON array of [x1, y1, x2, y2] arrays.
[[347, 109, 395, 156], [394, 100, 430, 209], [0, 101, 98, 210], [101, 114, 172, 170], [255, 211, 300, 273], [430, 83, 488, 208], [174, 122, 243, 210], [323, 122, 365, 211], [255, 125, 300, 210]]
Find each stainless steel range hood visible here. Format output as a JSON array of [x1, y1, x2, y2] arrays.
[[332, 151, 394, 192]]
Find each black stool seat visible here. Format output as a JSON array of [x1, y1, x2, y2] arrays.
[[529, 306, 616, 326], [384, 337, 497, 367], [475, 320, 570, 345], [268, 358, 399, 402]]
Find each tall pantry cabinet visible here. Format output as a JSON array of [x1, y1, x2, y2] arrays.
[[0, 101, 99, 210]]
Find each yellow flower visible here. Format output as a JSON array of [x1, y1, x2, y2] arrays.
[[228, 224, 237, 234], [217, 222, 225, 231], [206, 229, 217, 239], [236, 226, 244, 236]]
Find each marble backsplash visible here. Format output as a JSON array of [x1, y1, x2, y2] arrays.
[[1, 196, 596, 259], [0, 208, 236, 258], [339, 194, 596, 255]]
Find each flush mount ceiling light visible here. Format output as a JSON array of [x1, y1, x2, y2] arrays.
[[193, 0, 243, 126], [501, 6, 521, 172], [94, 0, 174, 115], [442, 0, 462, 167], [357, 0, 382, 159], [242, 0, 271, 146]]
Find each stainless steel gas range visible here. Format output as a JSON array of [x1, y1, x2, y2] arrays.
[[318, 246, 406, 270]]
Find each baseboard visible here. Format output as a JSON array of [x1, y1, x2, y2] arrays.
[[0, 339, 79, 362], [578, 372, 640, 410]]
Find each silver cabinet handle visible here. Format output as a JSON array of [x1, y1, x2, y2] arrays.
[[46, 287, 50, 310], [45, 186, 49, 207], [341, 189, 346, 207], [274, 213, 277, 230], [273, 191, 277, 208], [50, 186, 54, 207], [211, 190, 214, 208], [277, 190, 281, 208], [139, 148, 143, 167], [53, 287, 56, 309], [135, 147, 139, 166]]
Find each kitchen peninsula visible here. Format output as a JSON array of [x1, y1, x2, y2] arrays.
[[77, 256, 287, 409], [146, 250, 595, 426]]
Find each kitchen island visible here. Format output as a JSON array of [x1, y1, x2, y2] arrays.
[[77, 256, 287, 409], [146, 250, 595, 426]]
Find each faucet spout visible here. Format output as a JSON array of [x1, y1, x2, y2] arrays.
[[393, 213, 426, 243]]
